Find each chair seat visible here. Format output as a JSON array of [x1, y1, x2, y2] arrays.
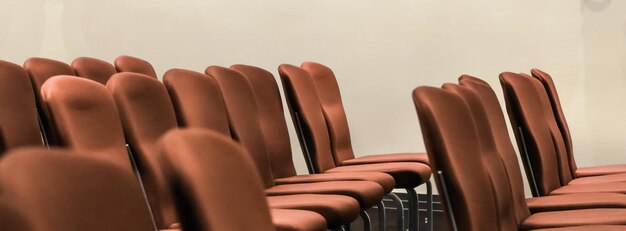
[[342, 152, 429, 166], [531, 225, 626, 231], [274, 172, 395, 194], [568, 173, 626, 185], [576, 164, 626, 178], [526, 193, 626, 213], [550, 182, 626, 195], [327, 162, 432, 188], [271, 209, 327, 231], [267, 194, 359, 228], [521, 208, 626, 230], [265, 180, 384, 209]]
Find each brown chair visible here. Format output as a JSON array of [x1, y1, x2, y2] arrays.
[[413, 85, 626, 231], [0, 148, 155, 231], [500, 72, 626, 196], [0, 60, 44, 152], [158, 128, 327, 231], [458, 75, 626, 214], [531, 68, 626, 178], [71, 57, 117, 85], [23, 57, 75, 146], [114, 55, 158, 78], [109, 72, 362, 230], [40, 75, 133, 172], [279, 64, 432, 231]]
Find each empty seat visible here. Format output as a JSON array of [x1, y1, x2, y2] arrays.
[[413, 86, 626, 230], [531, 68, 626, 178], [158, 128, 326, 231], [40, 75, 132, 172], [0, 148, 154, 231], [71, 57, 117, 85], [23, 57, 75, 145], [114, 55, 158, 78], [0, 60, 44, 152]]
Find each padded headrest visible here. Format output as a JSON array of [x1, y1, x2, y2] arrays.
[[114, 55, 158, 79], [71, 57, 117, 85]]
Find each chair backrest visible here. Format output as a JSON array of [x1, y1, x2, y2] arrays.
[[71, 57, 117, 85], [530, 69, 577, 175], [500, 72, 571, 195], [0, 148, 154, 231], [114, 55, 158, 78], [300, 62, 356, 165], [412, 86, 498, 231], [0, 60, 44, 151], [231, 64, 297, 179], [205, 66, 275, 188], [163, 68, 231, 136], [0, 202, 31, 231], [443, 83, 527, 229], [107, 72, 179, 229], [158, 128, 275, 231], [458, 75, 531, 222], [278, 64, 339, 173], [40, 75, 131, 172], [23, 57, 75, 145]]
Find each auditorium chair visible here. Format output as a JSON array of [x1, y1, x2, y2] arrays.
[[71, 57, 117, 85], [0, 148, 155, 231], [457, 75, 626, 213], [279, 64, 432, 231], [108, 72, 366, 230], [530, 69, 626, 177], [0, 60, 44, 152], [412, 85, 626, 230], [114, 55, 158, 78], [158, 128, 327, 231], [23, 57, 75, 145], [500, 73, 626, 196]]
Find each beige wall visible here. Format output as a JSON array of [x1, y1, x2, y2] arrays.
[[1, 0, 622, 196]]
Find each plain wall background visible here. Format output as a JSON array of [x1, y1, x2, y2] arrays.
[[0, 0, 622, 196]]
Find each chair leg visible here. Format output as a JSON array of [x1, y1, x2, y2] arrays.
[[344, 223, 351, 231], [426, 181, 433, 231], [387, 193, 404, 231], [377, 200, 386, 231], [360, 211, 371, 231], [406, 188, 418, 231]]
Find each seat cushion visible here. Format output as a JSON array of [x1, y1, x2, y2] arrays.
[[576, 164, 626, 177], [531, 225, 626, 231], [520, 208, 626, 230], [550, 182, 626, 195], [327, 162, 431, 188], [265, 181, 384, 209], [274, 172, 395, 194], [271, 209, 327, 231], [568, 173, 626, 185], [526, 193, 626, 213], [342, 152, 430, 166], [267, 194, 359, 228]]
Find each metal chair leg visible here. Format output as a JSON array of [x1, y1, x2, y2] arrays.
[[426, 181, 433, 231], [406, 188, 418, 231], [388, 193, 404, 231], [360, 211, 371, 231], [377, 200, 386, 231]]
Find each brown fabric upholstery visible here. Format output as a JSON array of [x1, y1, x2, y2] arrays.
[[0, 60, 43, 151], [267, 194, 359, 227], [271, 209, 327, 231], [41, 76, 131, 172], [0, 202, 31, 231], [163, 68, 230, 136], [207, 66, 386, 209], [71, 57, 117, 85], [531, 225, 626, 231], [0, 148, 154, 231], [231, 64, 395, 193], [521, 209, 626, 230], [413, 86, 499, 230], [526, 193, 626, 213], [114, 55, 158, 78], [157, 128, 275, 231], [531, 69, 626, 178], [301, 62, 429, 166], [107, 72, 179, 229], [279, 64, 431, 187], [23, 57, 75, 145]]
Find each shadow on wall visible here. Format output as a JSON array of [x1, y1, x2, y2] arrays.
[[585, 0, 611, 11]]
